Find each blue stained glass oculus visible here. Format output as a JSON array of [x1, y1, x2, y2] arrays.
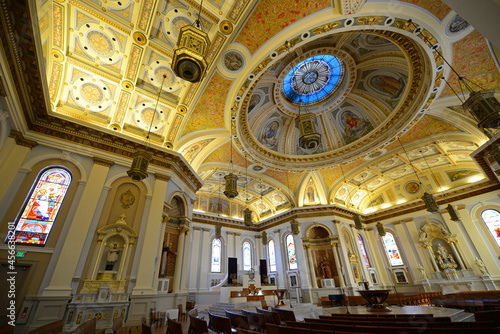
[[282, 55, 345, 106]]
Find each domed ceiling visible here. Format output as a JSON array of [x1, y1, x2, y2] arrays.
[[7, 0, 500, 226], [239, 31, 433, 171]]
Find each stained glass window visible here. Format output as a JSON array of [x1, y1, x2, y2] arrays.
[[282, 55, 345, 106], [268, 239, 277, 272], [286, 234, 298, 270], [357, 234, 371, 267], [14, 167, 72, 246], [243, 241, 252, 271], [382, 232, 404, 266], [211, 238, 221, 272], [481, 209, 500, 248]]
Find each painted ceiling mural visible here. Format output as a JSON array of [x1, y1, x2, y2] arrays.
[[29, 0, 499, 222]]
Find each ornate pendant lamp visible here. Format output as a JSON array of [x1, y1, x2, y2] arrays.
[[296, 99, 321, 150], [224, 132, 239, 199], [171, 0, 211, 82], [290, 219, 300, 235], [127, 75, 166, 181], [376, 222, 386, 236], [408, 19, 500, 132], [243, 154, 253, 227]]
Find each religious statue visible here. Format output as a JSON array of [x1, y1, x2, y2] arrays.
[[435, 243, 457, 269], [475, 257, 488, 276], [319, 256, 332, 278], [417, 264, 427, 280], [159, 242, 176, 277], [105, 244, 120, 270]]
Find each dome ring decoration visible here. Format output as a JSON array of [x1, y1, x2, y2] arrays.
[[281, 54, 345, 106], [237, 29, 435, 171]]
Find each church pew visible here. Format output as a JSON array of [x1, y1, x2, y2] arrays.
[[226, 310, 252, 330], [274, 308, 296, 322], [27, 320, 63, 334], [208, 310, 237, 334], [241, 309, 267, 332]]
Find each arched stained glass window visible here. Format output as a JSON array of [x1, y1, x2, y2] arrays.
[[14, 167, 72, 246], [243, 241, 252, 271], [357, 234, 370, 267], [382, 232, 404, 266], [268, 239, 277, 272], [211, 238, 222, 272], [481, 209, 500, 248], [286, 234, 298, 270]]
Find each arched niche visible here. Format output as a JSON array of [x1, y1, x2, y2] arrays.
[[304, 224, 338, 287], [81, 215, 138, 294]]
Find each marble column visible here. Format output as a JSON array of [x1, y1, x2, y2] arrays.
[[255, 235, 263, 261], [188, 227, 202, 291], [449, 241, 466, 270], [334, 221, 356, 287], [458, 207, 500, 276], [132, 174, 170, 295], [181, 221, 191, 292], [304, 244, 318, 288], [198, 228, 210, 291], [42, 158, 112, 296], [365, 229, 390, 284], [442, 211, 475, 270], [274, 229, 286, 289], [427, 246, 440, 272], [0, 134, 37, 205], [173, 225, 189, 293], [394, 222, 419, 282], [331, 242, 345, 288], [152, 215, 168, 292]]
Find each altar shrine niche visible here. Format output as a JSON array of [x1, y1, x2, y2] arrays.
[[418, 218, 466, 280]]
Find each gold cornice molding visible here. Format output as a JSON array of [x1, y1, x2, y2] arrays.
[[9, 130, 38, 149], [93, 157, 114, 167]]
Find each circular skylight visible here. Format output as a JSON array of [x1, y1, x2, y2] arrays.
[[282, 55, 345, 106]]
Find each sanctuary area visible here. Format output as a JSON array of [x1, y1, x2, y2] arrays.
[[1, 0, 500, 332]]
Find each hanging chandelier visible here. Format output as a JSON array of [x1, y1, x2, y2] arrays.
[[127, 75, 166, 181], [171, 0, 211, 82], [224, 133, 238, 199], [407, 19, 500, 132], [215, 223, 222, 240], [290, 219, 300, 235], [262, 231, 268, 245], [353, 213, 363, 230], [243, 154, 253, 227], [296, 99, 321, 150]]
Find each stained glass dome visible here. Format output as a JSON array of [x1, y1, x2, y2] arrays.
[[282, 55, 345, 106]]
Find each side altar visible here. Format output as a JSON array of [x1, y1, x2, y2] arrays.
[[63, 215, 138, 332]]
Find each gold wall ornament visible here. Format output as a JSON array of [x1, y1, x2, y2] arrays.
[[356, 16, 385, 26], [463, 90, 500, 129], [421, 192, 439, 213], [219, 20, 233, 35], [224, 172, 239, 199], [376, 222, 386, 236], [215, 224, 222, 239], [311, 21, 341, 36], [244, 207, 253, 227], [127, 149, 151, 182], [119, 189, 136, 209], [133, 31, 147, 45], [290, 219, 300, 235], [171, 25, 211, 83]]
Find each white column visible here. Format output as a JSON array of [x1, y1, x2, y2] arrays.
[[173, 225, 189, 292], [459, 207, 500, 276], [351, 226, 371, 284], [235, 233, 242, 269], [255, 235, 263, 261], [188, 227, 202, 291], [427, 247, 440, 272], [442, 211, 475, 269], [274, 229, 287, 289], [331, 242, 345, 288], [227, 232, 235, 257], [42, 158, 112, 296], [449, 242, 466, 270], [365, 229, 390, 284], [199, 228, 210, 291], [407, 219, 435, 275], [334, 221, 356, 287], [394, 222, 419, 282], [304, 244, 318, 288], [152, 216, 168, 293], [0, 135, 36, 205], [132, 174, 169, 295], [292, 232, 311, 289], [181, 222, 191, 292]]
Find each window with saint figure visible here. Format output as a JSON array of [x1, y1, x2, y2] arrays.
[[382, 232, 404, 266]]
